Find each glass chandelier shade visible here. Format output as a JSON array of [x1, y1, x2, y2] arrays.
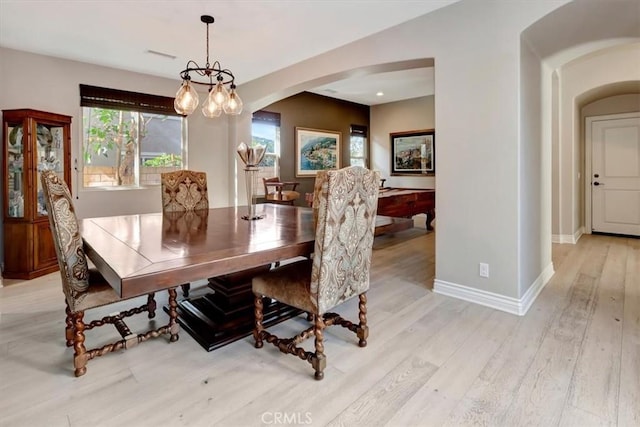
[[211, 79, 230, 106], [224, 84, 243, 115], [202, 89, 223, 118], [175, 15, 243, 118], [174, 80, 199, 115]]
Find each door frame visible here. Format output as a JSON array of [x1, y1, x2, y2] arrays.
[[585, 111, 640, 234]]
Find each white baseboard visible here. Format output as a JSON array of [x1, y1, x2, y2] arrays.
[[433, 262, 555, 316], [552, 226, 584, 244], [519, 263, 555, 315]]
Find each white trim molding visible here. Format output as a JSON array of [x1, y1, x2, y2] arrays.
[[433, 262, 555, 316], [552, 226, 584, 244]]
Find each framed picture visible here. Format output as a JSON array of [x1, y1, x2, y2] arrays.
[[295, 127, 341, 177], [390, 129, 435, 176]]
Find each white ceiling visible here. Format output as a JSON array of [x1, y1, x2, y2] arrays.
[[0, 0, 453, 106], [309, 67, 436, 106]]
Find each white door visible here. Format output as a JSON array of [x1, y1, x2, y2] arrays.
[[591, 115, 640, 236]]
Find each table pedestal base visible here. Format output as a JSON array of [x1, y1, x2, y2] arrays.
[[166, 266, 302, 351]]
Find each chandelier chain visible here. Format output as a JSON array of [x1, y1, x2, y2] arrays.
[[205, 18, 210, 69]]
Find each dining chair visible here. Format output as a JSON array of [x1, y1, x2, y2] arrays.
[[161, 169, 209, 296], [41, 171, 179, 377], [161, 169, 209, 213], [252, 166, 380, 380], [262, 177, 300, 205]]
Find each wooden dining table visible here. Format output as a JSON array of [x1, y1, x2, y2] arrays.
[[80, 204, 412, 350]]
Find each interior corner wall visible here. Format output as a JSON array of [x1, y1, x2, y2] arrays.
[[557, 43, 640, 238], [519, 38, 550, 298], [370, 96, 435, 189], [257, 92, 370, 203], [551, 70, 561, 238]]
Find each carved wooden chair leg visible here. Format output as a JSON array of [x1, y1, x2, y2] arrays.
[[312, 315, 327, 380], [167, 288, 180, 342], [147, 293, 157, 319], [358, 293, 369, 347], [72, 311, 89, 377], [181, 283, 190, 298], [253, 294, 265, 348], [65, 302, 74, 347]]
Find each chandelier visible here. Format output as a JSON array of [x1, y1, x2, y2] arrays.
[[174, 15, 243, 117]]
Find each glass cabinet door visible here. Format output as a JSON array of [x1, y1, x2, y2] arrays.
[[35, 121, 65, 217], [6, 122, 25, 218]]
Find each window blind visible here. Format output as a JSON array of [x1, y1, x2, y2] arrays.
[[79, 84, 179, 116], [350, 124, 368, 137], [252, 110, 281, 126]]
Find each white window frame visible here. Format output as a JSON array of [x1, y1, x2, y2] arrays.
[[252, 111, 281, 196], [349, 124, 368, 168]]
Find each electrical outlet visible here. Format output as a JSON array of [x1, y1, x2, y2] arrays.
[[479, 263, 489, 278]]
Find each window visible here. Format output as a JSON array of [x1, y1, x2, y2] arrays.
[[350, 124, 368, 167], [252, 111, 281, 194], [80, 84, 185, 188]]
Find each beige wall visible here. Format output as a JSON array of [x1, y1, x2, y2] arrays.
[[518, 36, 550, 297], [370, 96, 435, 189]]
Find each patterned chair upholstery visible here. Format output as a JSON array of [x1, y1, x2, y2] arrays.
[[252, 166, 380, 380], [161, 170, 209, 212], [262, 177, 300, 205], [161, 170, 209, 296], [41, 171, 179, 377]]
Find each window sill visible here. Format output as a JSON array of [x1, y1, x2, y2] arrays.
[[80, 185, 159, 192]]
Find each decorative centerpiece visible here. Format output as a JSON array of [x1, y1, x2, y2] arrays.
[[236, 142, 266, 220]]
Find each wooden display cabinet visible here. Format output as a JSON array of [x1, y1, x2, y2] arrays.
[[2, 109, 72, 279]]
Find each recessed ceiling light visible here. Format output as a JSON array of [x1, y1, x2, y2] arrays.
[[376, 92, 384, 97]]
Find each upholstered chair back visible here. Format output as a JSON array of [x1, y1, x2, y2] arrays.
[[161, 170, 209, 212], [40, 171, 90, 305], [311, 166, 380, 314]]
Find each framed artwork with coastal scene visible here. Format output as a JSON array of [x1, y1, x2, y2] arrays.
[[295, 127, 341, 177], [390, 129, 435, 176]]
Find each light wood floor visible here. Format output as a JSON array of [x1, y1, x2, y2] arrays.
[[0, 230, 638, 427]]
